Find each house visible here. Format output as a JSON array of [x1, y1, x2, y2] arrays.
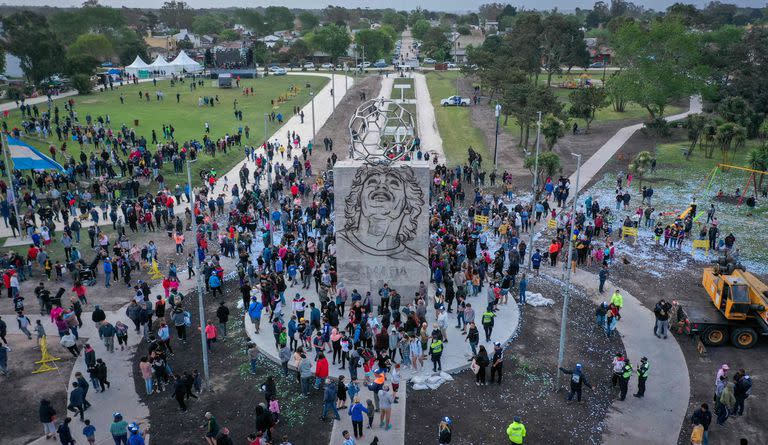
[[584, 37, 613, 64], [174, 29, 202, 48], [481, 20, 498, 34], [144, 33, 175, 53], [259, 35, 281, 48], [233, 24, 254, 37], [449, 31, 485, 63]]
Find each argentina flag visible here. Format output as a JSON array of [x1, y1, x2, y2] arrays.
[[4, 136, 65, 171]]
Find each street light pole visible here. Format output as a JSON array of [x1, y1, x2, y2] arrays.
[[493, 103, 501, 171], [185, 156, 210, 391], [528, 111, 542, 269], [556, 152, 582, 381], [331, 70, 336, 109], [263, 113, 271, 209]]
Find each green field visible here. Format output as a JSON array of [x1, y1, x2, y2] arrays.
[[6, 75, 327, 188], [426, 71, 489, 167], [393, 77, 415, 100]]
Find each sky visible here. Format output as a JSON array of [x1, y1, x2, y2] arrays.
[[7, 0, 766, 13]]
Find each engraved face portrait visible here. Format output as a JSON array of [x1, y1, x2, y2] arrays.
[[338, 164, 427, 268]]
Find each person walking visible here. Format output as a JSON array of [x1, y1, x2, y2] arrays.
[[95, 358, 110, 391], [506, 416, 526, 444], [320, 378, 340, 421], [348, 397, 368, 439], [110, 413, 129, 445], [716, 381, 736, 425], [99, 321, 116, 353], [341, 430, 356, 445], [378, 385, 394, 430], [39, 399, 57, 440], [598, 265, 609, 293], [633, 357, 649, 398], [216, 301, 230, 338], [559, 363, 593, 402], [610, 290, 624, 310], [67, 382, 86, 421], [481, 307, 496, 342], [733, 369, 752, 416], [429, 333, 443, 372], [57, 417, 75, 445], [490, 342, 504, 385]]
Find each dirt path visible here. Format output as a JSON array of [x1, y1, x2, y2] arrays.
[[413, 73, 445, 162]]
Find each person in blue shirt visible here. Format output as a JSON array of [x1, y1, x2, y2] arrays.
[[518, 274, 528, 306], [248, 297, 263, 333], [287, 264, 298, 286], [127, 423, 145, 445], [208, 274, 222, 298], [531, 249, 542, 275], [103, 258, 113, 287], [82, 419, 96, 444]]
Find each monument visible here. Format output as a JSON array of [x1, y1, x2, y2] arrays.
[[335, 99, 430, 303]]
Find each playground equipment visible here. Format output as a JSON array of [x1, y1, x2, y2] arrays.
[[678, 255, 768, 349], [701, 163, 767, 205], [32, 337, 61, 374]]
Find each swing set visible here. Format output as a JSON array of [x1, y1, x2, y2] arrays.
[[700, 163, 767, 205]]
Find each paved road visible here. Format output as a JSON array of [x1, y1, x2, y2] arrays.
[[413, 73, 445, 163]]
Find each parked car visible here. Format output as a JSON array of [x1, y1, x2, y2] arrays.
[[321, 63, 334, 69], [589, 61, 607, 68], [287, 62, 300, 69], [269, 66, 287, 75], [356, 61, 371, 68], [373, 61, 388, 68], [446, 63, 458, 69], [423, 58, 436, 64], [303, 62, 315, 69], [440, 95, 471, 106]]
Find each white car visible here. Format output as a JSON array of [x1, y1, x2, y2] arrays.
[[269, 67, 287, 75], [446, 62, 458, 69], [440, 95, 471, 106], [356, 61, 371, 68], [423, 58, 436, 64], [303, 62, 315, 69], [321, 63, 334, 69]]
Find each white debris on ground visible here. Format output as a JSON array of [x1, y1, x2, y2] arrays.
[[410, 371, 455, 390], [525, 292, 554, 307]]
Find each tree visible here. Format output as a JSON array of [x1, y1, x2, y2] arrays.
[[355, 29, 393, 61], [313, 24, 351, 61], [110, 27, 149, 66], [666, 3, 702, 27], [240, 9, 266, 35], [64, 55, 98, 76], [324, 6, 349, 26], [71, 74, 93, 94], [525, 152, 561, 186], [219, 29, 239, 41], [298, 12, 319, 31], [745, 144, 768, 189], [586, 1, 610, 28], [568, 87, 608, 131], [287, 39, 310, 62], [421, 27, 451, 62], [727, 27, 768, 124], [629, 151, 654, 191], [192, 14, 224, 36], [611, 18, 704, 119], [540, 14, 587, 85], [457, 25, 471, 35], [542, 114, 567, 151], [177, 39, 194, 50], [717, 96, 756, 134], [160, 1, 194, 30], [1, 12, 64, 85], [411, 19, 431, 41], [700, 25, 746, 102], [265, 6, 294, 31], [381, 11, 407, 33], [683, 114, 707, 159], [68, 34, 113, 62], [716, 122, 747, 163]]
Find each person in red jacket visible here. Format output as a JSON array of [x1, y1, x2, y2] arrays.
[[314, 352, 329, 389]]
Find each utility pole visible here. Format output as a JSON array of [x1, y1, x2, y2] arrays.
[[331, 69, 336, 109], [556, 152, 582, 381], [528, 111, 542, 269], [1, 135, 22, 238], [263, 113, 272, 209], [185, 156, 210, 391], [493, 103, 501, 171]]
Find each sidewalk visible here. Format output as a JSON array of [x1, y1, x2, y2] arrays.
[[567, 269, 689, 445], [567, 96, 702, 188], [413, 73, 445, 161]]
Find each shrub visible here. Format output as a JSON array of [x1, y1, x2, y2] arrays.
[[71, 74, 94, 94]]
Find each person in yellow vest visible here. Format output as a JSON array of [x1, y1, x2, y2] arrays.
[[610, 290, 624, 310], [506, 416, 526, 444]]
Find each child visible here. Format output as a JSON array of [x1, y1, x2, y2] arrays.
[[268, 395, 280, 424], [55, 261, 65, 281], [391, 364, 401, 403], [44, 259, 53, 280], [247, 432, 264, 445], [35, 319, 46, 341], [82, 419, 96, 444], [193, 369, 202, 393], [365, 399, 375, 429]]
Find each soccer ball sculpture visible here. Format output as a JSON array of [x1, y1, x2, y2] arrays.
[[348, 98, 415, 164]]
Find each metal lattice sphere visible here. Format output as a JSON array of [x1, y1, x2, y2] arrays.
[[349, 98, 415, 164]]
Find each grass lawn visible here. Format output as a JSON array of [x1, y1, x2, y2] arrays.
[[586, 139, 768, 272], [5, 75, 327, 188], [426, 71, 488, 166], [393, 77, 415, 100]]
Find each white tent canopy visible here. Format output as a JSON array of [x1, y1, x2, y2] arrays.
[[149, 55, 171, 72], [169, 50, 203, 73], [124, 55, 149, 74]]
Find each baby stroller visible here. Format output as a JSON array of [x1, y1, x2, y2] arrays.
[[79, 268, 97, 286]]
